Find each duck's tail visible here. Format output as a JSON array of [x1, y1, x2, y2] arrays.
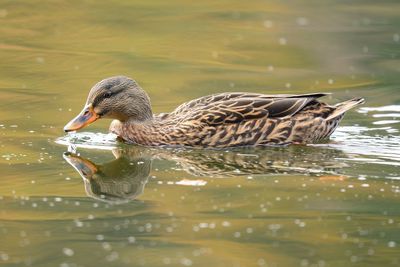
[[326, 97, 365, 121]]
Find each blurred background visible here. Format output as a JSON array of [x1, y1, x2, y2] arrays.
[[0, 0, 399, 266]]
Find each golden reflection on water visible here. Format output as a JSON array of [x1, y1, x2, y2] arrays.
[[0, 0, 400, 266]]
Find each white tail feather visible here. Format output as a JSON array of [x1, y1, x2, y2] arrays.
[[326, 98, 365, 121]]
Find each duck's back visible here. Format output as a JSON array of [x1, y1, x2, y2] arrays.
[[118, 92, 364, 148]]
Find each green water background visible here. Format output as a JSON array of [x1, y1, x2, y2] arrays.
[[1, 0, 400, 266]]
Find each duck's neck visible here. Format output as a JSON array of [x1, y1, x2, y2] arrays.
[[109, 118, 167, 146]]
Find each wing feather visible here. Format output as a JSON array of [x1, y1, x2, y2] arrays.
[[164, 92, 327, 126]]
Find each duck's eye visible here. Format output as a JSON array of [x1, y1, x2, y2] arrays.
[[104, 91, 113, 98]]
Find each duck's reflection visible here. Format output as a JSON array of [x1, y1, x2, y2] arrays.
[[63, 149, 151, 204], [63, 145, 348, 203], [160, 146, 346, 177]]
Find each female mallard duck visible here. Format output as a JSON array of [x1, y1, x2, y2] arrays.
[[64, 76, 364, 148]]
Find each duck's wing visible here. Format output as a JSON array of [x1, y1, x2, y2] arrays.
[[169, 92, 328, 126], [170, 92, 326, 117]]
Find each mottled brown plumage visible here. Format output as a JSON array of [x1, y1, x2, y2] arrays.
[[64, 76, 365, 148]]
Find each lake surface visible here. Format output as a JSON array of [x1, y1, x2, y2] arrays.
[[1, 0, 400, 266]]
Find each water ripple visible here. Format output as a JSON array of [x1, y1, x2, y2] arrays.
[[55, 132, 118, 150], [312, 125, 400, 166]]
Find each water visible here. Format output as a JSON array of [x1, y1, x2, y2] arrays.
[[1, 0, 400, 266]]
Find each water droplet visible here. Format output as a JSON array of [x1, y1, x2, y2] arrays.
[[393, 33, 400, 42], [180, 258, 193, 266], [62, 248, 74, 257], [296, 17, 309, 26], [263, 20, 273, 28]]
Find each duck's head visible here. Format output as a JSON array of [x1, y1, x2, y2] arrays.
[[64, 76, 152, 132]]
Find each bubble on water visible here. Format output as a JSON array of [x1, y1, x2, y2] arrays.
[[263, 20, 273, 28], [300, 259, 309, 267], [296, 17, 309, 26], [358, 175, 367, 181], [388, 241, 396, 248], [198, 223, 208, 228], [0, 252, 9, 261], [279, 37, 287, 45], [257, 258, 266, 266], [74, 220, 83, 228], [102, 242, 111, 251], [350, 255, 358, 262], [394, 33, 400, 42], [96, 234, 104, 241], [180, 257, 192, 266], [36, 57, 45, 64], [128, 236, 136, 243], [176, 179, 207, 186], [222, 221, 231, 227], [367, 248, 374, 255], [106, 251, 119, 262], [62, 248, 74, 257]]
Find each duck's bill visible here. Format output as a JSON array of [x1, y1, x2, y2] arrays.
[[64, 104, 99, 132], [63, 152, 98, 178]]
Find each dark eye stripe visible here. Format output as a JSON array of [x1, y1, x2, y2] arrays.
[[92, 91, 112, 106], [104, 91, 113, 98]]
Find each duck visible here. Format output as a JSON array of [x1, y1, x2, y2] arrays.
[[64, 76, 364, 148]]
